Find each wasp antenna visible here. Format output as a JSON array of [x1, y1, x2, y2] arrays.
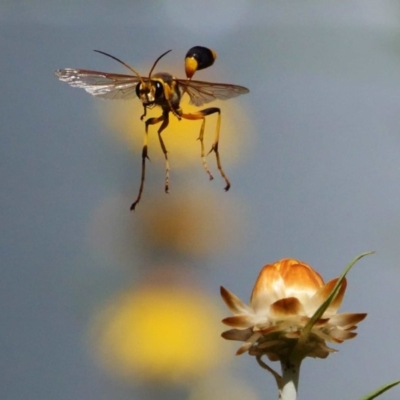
[[93, 50, 145, 85], [148, 50, 172, 79]]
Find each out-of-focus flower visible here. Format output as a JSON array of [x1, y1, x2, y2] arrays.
[[90, 281, 225, 384], [88, 189, 246, 270], [220, 258, 367, 362], [98, 94, 251, 169]]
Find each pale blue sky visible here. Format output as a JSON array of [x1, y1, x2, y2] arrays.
[[2, 2, 400, 399]]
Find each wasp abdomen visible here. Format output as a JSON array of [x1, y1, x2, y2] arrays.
[[185, 46, 217, 79]]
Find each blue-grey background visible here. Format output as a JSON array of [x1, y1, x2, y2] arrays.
[[2, 1, 400, 399]]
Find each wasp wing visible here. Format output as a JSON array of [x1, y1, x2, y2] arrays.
[[54, 69, 142, 100], [178, 79, 249, 107]]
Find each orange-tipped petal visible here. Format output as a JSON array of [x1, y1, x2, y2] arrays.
[[269, 297, 305, 318], [280, 260, 324, 296], [250, 263, 284, 309], [326, 278, 347, 314], [313, 318, 330, 327], [309, 278, 347, 316], [308, 342, 337, 358], [222, 315, 257, 329], [221, 328, 253, 341], [235, 332, 262, 355], [329, 313, 367, 328], [251, 262, 283, 294], [251, 259, 325, 313], [220, 286, 252, 314], [328, 329, 357, 342], [256, 324, 283, 335]]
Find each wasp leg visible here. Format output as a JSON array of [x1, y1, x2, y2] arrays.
[[178, 109, 213, 180], [199, 118, 214, 180], [131, 123, 151, 211], [181, 107, 230, 191], [140, 106, 147, 121], [130, 112, 171, 210], [153, 113, 171, 193]]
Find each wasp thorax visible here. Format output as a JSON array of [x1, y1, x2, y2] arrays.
[[135, 81, 164, 105]]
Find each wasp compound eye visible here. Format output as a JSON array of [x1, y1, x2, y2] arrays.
[[154, 81, 163, 99], [135, 82, 141, 98], [185, 46, 217, 79]]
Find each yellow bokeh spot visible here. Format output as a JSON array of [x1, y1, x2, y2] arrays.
[[99, 99, 250, 168], [90, 283, 224, 384], [87, 189, 248, 272]]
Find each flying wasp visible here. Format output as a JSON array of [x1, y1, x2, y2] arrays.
[[55, 46, 249, 210]]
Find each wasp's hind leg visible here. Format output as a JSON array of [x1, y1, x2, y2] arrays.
[[180, 111, 213, 181], [197, 117, 214, 181], [181, 107, 230, 191]]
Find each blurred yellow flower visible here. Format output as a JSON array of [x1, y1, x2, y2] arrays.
[[91, 282, 224, 384], [97, 84, 251, 168], [221, 258, 367, 361], [88, 189, 246, 268]]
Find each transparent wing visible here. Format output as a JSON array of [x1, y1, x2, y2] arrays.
[[54, 69, 142, 100], [178, 79, 249, 107]]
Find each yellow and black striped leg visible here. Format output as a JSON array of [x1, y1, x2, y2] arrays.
[[131, 123, 151, 211], [180, 112, 213, 181], [130, 113, 171, 210], [198, 117, 214, 181], [181, 107, 230, 191], [153, 113, 171, 193], [140, 106, 147, 120]]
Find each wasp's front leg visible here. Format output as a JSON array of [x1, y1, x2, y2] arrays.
[[140, 106, 148, 121], [131, 120, 151, 210], [131, 112, 172, 210], [152, 112, 171, 194]]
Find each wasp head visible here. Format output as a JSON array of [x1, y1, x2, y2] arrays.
[[134, 49, 173, 107], [135, 80, 164, 107]]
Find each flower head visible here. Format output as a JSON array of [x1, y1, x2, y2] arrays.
[[221, 258, 366, 361]]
